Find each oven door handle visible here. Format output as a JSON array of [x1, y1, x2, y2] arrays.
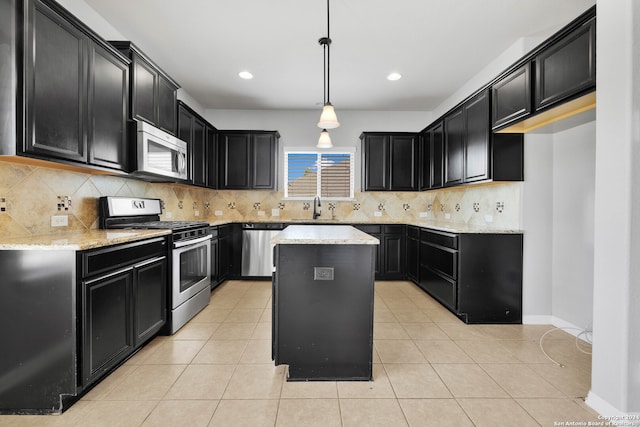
[[173, 234, 212, 249]]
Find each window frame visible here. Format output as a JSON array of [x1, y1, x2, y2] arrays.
[[283, 147, 356, 201]]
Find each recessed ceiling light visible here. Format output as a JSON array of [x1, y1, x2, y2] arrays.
[[387, 72, 402, 81], [238, 71, 253, 80]]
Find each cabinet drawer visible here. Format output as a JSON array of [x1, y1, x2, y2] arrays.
[[407, 226, 420, 239], [419, 266, 456, 311], [420, 242, 457, 280], [384, 225, 405, 235], [354, 224, 381, 234], [208, 227, 219, 238], [420, 229, 458, 249], [82, 237, 167, 278]]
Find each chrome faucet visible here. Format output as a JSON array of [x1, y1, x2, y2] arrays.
[[313, 196, 322, 219]]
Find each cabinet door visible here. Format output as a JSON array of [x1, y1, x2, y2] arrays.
[[361, 134, 388, 191], [157, 75, 177, 135], [464, 91, 491, 183], [133, 257, 167, 347], [131, 56, 157, 125], [210, 237, 219, 287], [444, 109, 464, 186], [491, 63, 531, 130], [206, 127, 218, 189], [83, 268, 134, 386], [384, 234, 405, 277], [418, 132, 431, 191], [87, 42, 129, 171], [218, 235, 230, 280], [252, 133, 277, 189], [191, 118, 207, 187], [535, 18, 596, 111], [389, 135, 417, 191], [24, 0, 86, 162], [430, 122, 444, 189], [219, 133, 251, 189], [407, 236, 419, 282]]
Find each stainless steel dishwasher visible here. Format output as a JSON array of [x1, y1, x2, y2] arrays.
[[241, 223, 286, 277]]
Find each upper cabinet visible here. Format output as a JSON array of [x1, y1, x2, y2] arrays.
[[20, 0, 130, 172], [534, 16, 595, 111], [177, 101, 216, 188], [110, 42, 179, 136], [491, 63, 532, 130], [492, 6, 595, 133], [218, 131, 279, 190], [361, 132, 418, 191], [442, 90, 523, 188], [420, 122, 444, 190]]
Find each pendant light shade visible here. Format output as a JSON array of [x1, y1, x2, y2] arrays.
[[317, 129, 333, 148], [317, 103, 340, 129]]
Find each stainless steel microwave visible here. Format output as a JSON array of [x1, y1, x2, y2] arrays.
[[132, 120, 188, 181]]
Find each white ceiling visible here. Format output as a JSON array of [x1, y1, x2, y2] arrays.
[[84, 0, 595, 112]]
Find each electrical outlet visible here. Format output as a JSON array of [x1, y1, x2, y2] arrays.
[[257, 210, 265, 216], [194, 210, 200, 217], [165, 212, 172, 218], [271, 208, 280, 217], [444, 213, 451, 219], [215, 210, 223, 216], [485, 214, 494, 223], [419, 212, 428, 218], [374, 211, 382, 217], [51, 215, 68, 227]]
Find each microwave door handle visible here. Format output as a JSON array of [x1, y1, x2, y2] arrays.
[[175, 152, 187, 175]]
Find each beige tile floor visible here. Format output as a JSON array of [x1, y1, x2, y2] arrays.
[[1, 280, 600, 427]]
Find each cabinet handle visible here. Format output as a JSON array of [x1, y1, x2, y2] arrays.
[[134, 256, 166, 269]]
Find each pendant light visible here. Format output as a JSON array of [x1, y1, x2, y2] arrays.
[[317, 0, 339, 147]]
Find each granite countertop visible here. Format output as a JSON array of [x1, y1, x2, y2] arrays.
[[0, 229, 171, 251], [211, 219, 522, 234], [272, 225, 380, 245]]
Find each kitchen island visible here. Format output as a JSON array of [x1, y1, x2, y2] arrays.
[[271, 225, 379, 381]]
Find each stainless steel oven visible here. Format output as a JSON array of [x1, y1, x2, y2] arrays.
[[99, 196, 212, 334], [171, 234, 211, 332]]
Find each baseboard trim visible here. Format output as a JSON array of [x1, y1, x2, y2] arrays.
[[523, 315, 591, 343]]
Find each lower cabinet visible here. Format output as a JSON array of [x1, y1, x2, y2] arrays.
[[416, 228, 522, 324], [80, 237, 167, 387], [354, 224, 405, 280], [406, 226, 420, 282]]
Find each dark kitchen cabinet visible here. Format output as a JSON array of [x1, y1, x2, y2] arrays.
[[133, 256, 167, 347], [419, 122, 444, 190], [464, 90, 491, 183], [406, 225, 419, 282], [218, 223, 242, 280], [416, 228, 522, 324], [209, 227, 220, 288], [80, 237, 168, 387], [491, 63, 532, 130], [444, 109, 465, 186], [219, 131, 279, 190], [354, 224, 404, 279], [361, 132, 418, 191], [22, 0, 130, 171], [534, 16, 595, 112], [82, 268, 135, 387], [177, 101, 210, 187], [110, 41, 179, 136]]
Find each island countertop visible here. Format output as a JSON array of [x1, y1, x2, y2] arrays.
[[272, 225, 379, 245]]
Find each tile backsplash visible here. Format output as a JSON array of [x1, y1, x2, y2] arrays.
[[0, 159, 521, 238]]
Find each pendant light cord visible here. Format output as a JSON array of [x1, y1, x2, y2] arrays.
[[326, 0, 331, 105]]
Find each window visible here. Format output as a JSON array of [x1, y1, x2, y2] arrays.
[[284, 149, 355, 199]]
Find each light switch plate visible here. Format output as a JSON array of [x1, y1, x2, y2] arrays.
[[419, 212, 428, 218], [258, 210, 265, 216], [215, 210, 223, 216], [374, 211, 382, 217]]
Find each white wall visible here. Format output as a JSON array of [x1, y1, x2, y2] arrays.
[[588, 0, 640, 417], [521, 133, 553, 321], [551, 121, 596, 329], [205, 109, 430, 190]]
